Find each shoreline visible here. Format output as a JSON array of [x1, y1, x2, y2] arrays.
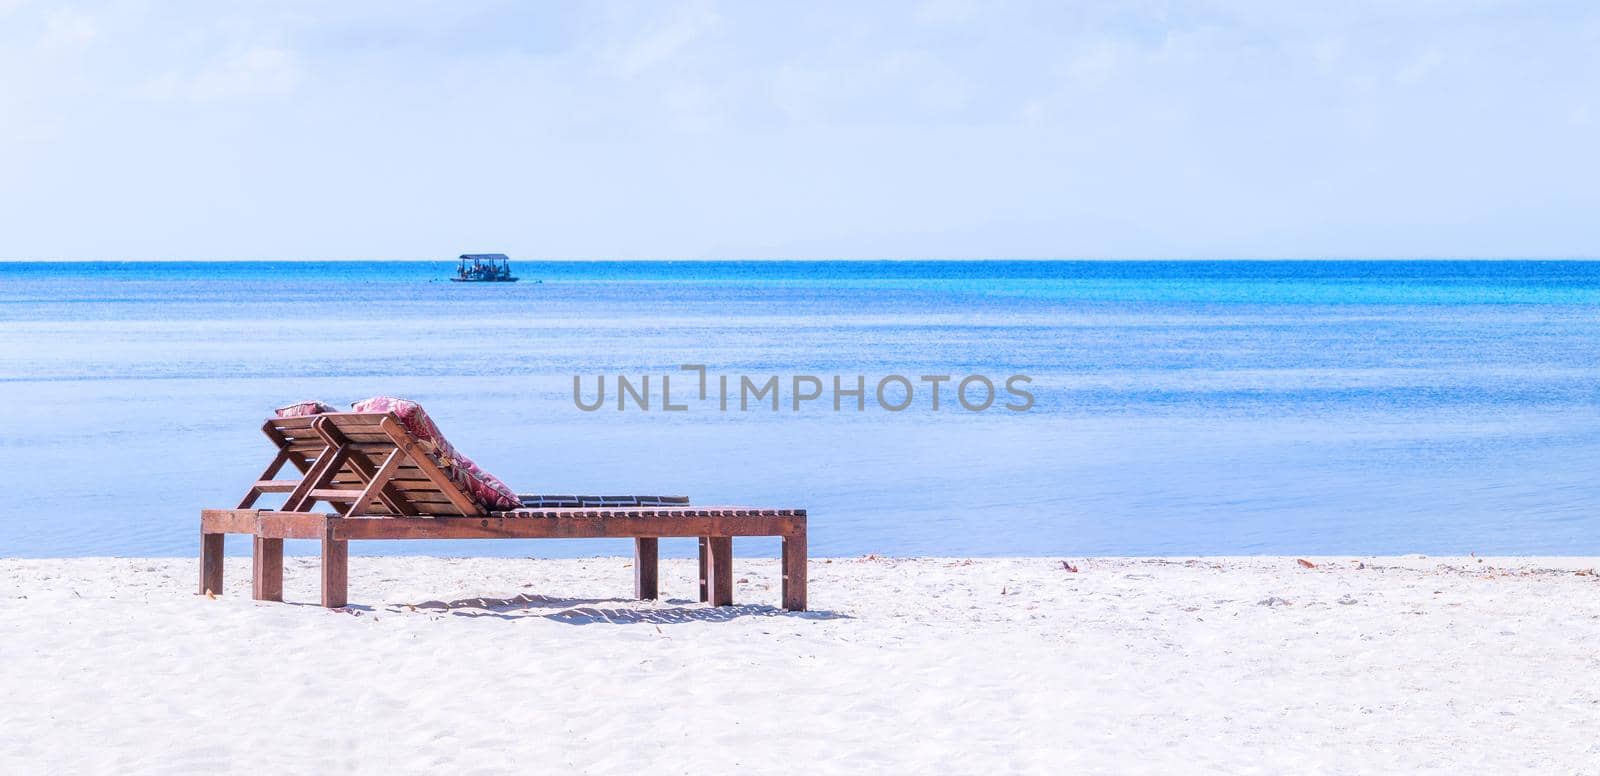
[[4, 555, 1599, 771]]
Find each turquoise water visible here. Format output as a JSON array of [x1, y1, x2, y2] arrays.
[[2, 261, 1598, 558]]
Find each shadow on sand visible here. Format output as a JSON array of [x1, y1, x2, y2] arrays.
[[386, 592, 848, 624]]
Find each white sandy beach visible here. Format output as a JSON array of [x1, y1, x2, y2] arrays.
[[3, 555, 1599, 774]]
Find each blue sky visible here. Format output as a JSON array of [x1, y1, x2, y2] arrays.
[[1, 1, 1597, 260]]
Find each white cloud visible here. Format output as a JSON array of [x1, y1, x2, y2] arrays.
[[1062, 40, 1125, 88], [1397, 49, 1445, 84], [38, 8, 99, 50], [2, 0, 1599, 259], [601, 0, 721, 78], [915, 0, 982, 26], [137, 46, 301, 102]]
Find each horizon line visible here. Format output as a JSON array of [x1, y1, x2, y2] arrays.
[[5, 256, 1600, 263]]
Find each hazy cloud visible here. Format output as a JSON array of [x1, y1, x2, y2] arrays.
[[38, 8, 99, 50], [601, 0, 722, 77], [0, 1, 1597, 259], [138, 46, 301, 102]]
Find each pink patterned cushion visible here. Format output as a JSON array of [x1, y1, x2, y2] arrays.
[[275, 400, 338, 418], [349, 396, 520, 510]]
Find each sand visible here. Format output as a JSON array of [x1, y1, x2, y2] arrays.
[[2, 555, 1599, 774]]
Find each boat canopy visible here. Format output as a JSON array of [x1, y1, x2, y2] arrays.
[[453, 253, 518, 282]]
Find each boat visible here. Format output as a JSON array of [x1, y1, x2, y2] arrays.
[[451, 253, 519, 282]]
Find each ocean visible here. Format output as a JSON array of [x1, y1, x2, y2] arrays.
[[2, 260, 1598, 559]]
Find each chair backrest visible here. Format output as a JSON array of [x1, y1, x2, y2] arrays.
[[241, 412, 485, 517]]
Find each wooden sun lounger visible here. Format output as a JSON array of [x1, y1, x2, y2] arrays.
[[199, 412, 807, 610]]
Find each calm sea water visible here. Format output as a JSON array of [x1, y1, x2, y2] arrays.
[[2, 260, 1598, 558]]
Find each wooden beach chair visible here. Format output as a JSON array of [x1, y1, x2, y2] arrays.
[[199, 409, 807, 610]]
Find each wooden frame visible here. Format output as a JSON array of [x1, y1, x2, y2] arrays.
[[200, 412, 808, 611]]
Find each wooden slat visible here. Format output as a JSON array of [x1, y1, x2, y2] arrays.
[[267, 416, 318, 431], [284, 440, 404, 456], [331, 514, 804, 540], [202, 508, 258, 534], [286, 440, 392, 452], [383, 489, 453, 503], [254, 511, 331, 540], [304, 428, 394, 444], [391, 475, 452, 489], [265, 415, 389, 457], [268, 412, 383, 433], [309, 488, 367, 502], [389, 477, 436, 487], [340, 492, 460, 512], [251, 479, 300, 493], [493, 506, 805, 520]]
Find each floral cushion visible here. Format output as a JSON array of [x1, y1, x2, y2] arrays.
[[349, 396, 521, 510], [275, 400, 338, 418]]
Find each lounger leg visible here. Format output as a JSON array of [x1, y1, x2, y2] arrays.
[[697, 537, 709, 602], [252, 536, 284, 602], [321, 535, 348, 608], [782, 532, 807, 612], [634, 537, 659, 600], [199, 531, 224, 596], [706, 536, 734, 607]]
